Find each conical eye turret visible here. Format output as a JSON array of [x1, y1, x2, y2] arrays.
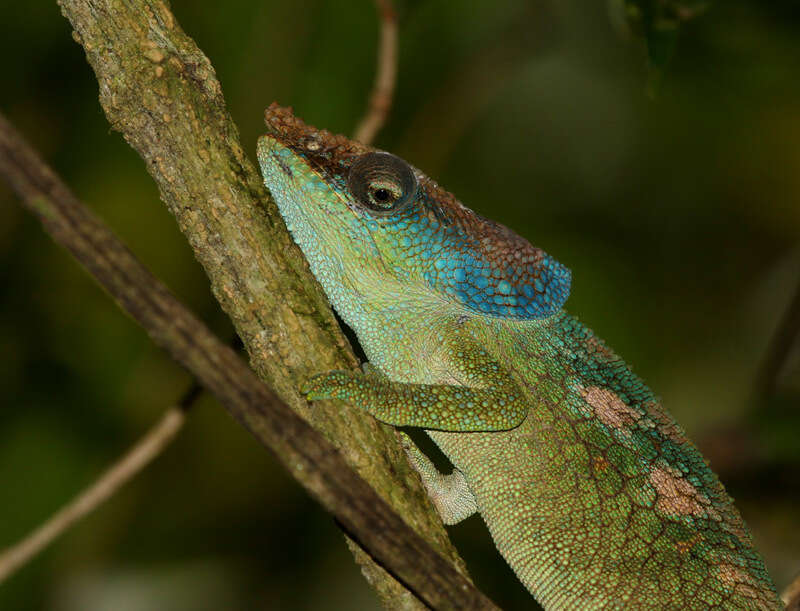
[[347, 152, 417, 215]]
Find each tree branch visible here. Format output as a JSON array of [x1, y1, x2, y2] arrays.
[[36, 0, 474, 606], [0, 110, 496, 610], [0, 0, 398, 583]]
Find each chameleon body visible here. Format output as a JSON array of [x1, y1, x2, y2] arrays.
[[257, 104, 781, 609]]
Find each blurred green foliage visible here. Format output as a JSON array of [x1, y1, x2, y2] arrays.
[[0, 0, 798, 609], [613, 0, 709, 85]]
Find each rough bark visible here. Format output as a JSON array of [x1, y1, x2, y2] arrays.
[[54, 0, 470, 607]]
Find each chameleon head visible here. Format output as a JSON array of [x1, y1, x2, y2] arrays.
[[257, 104, 571, 323]]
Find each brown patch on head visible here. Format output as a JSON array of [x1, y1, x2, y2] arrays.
[[649, 466, 717, 518], [264, 103, 370, 161], [580, 386, 641, 433], [262, 105, 463, 216]]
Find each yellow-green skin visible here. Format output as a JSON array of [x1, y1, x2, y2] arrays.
[[257, 105, 781, 609]]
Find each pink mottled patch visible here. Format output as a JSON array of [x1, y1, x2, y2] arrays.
[[716, 563, 760, 600], [649, 466, 717, 519], [580, 386, 641, 432]]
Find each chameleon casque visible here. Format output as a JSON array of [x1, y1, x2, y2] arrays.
[[257, 104, 782, 609]]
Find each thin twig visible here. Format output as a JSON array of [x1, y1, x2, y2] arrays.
[[353, 0, 398, 145], [0, 111, 496, 610], [755, 276, 800, 398], [0, 325, 238, 580], [0, 387, 194, 583], [783, 571, 800, 610]]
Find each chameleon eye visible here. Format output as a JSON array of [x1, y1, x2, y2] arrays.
[[347, 152, 417, 215]]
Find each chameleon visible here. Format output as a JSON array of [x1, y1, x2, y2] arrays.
[[256, 103, 782, 609]]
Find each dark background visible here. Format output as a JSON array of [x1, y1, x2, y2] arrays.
[[1, 1, 798, 609]]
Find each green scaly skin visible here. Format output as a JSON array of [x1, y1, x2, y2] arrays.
[[257, 104, 781, 609]]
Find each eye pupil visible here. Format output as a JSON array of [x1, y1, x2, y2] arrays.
[[373, 188, 391, 202]]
